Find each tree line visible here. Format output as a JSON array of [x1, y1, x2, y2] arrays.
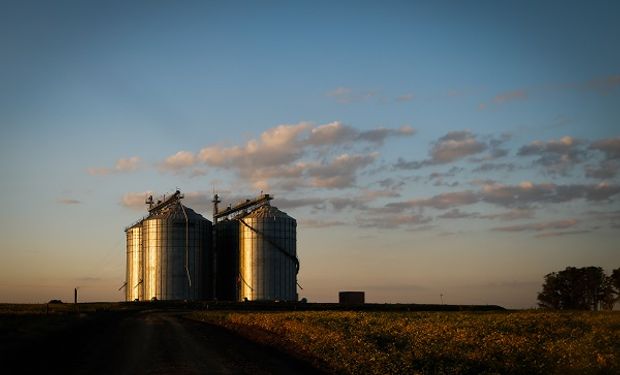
[[538, 266, 620, 310]]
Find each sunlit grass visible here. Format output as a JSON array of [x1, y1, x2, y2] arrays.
[[190, 310, 620, 374]]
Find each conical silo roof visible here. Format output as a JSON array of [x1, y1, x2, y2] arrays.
[[242, 205, 293, 220], [147, 201, 207, 221]]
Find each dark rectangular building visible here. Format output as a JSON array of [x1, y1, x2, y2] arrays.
[[339, 291, 365, 304]]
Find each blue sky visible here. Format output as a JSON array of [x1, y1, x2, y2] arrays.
[[1, 1, 619, 307]]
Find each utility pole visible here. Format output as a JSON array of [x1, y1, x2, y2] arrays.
[[74, 287, 79, 314]]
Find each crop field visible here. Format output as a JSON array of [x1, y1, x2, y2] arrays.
[[190, 310, 620, 375]]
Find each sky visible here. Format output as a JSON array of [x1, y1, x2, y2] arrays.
[[1, 1, 618, 308]]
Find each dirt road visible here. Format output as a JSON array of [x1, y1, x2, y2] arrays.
[[7, 310, 322, 375]]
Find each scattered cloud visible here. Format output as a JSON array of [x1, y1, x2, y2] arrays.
[[534, 230, 592, 238], [382, 181, 620, 214], [430, 131, 487, 163], [357, 214, 432, 229], [479, 89, 527, 110], [581, 75, 620, 95], [162, 121, 413, 189], [274, 197, 324, 210], [386, 191, 479, 211], [395, 93, 414, 102], [58, 198, 81, 205], [299, 219, 347, 228], [493, 89, 528, 104], [307, 153, 378, 189], [306, 122, 414, 147], [586, 137, 620, 178], [478, 208, 535, 221], [481, 181, 620, 207], [394, 130, 508, 170], [306, 122, 358, 146], [472, 162, 515, 173], [160, 151, 196, 172], [198, 123, 310, 170], [326, 87, 379, 104], [88, 156, 142, 176], [492, 219, 578, 232], [357, 126, 415, 145], [437, 209, 479, 219], [590, 137, 620, 159], [517, 136, 585, 175], [584, 210, 620, 229], [585, 160, 620, 179], [121, 191, 153, 210]]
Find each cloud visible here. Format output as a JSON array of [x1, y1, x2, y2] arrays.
[[386, 191, 479, 211], [88, 156, 142, 176], [492, 219, 578, 232], [585, 160, 620, 179], [478, 208, 535, 221], [160, 151, 196, 172], [121, 191, 153, 210], [326, 87, 378, 104], [394, 130, 499, 170], [517, 136, 585, 175], [472, 162, 516, 173], [480, 181, 620, 207], [161, 121, 411, 189], [306, 153, 378, 189], [273, 197, 324, 210], [383, 181, 620, 214], [581, 75, 620, 95], [375, 177, 407, 191], [586, 137, 620, 179], [394, 157, 426, 170], [198, 123, 310, 169], [431, 131, 487, 163], [437, 209, 479, 219], [585, 209, 620, 229], [357, 214, 432, 229], [182, 191, 211, 212], [590, 137, 620, 159], [306, 122, 414, 147], [534, 230, 592, 238], [357, 126, 415, 145], [493, 89, 528, 104], [395, 93, 414, 102], [58, 199, 81, 205], [272, 188, 399, 213], [306, 122, 358, 146], [299, 219, 347, 228], [479, 89, 527, 110]]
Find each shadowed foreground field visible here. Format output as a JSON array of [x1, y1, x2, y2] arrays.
[[0, 304, 321, 375], [190, 310, 620, 375]]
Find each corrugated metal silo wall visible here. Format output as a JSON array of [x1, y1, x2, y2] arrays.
[[214, 220, 240, 301], [125, 226, 143, 301], [142, 216, 212, 300], [239, 214, 297, 301]]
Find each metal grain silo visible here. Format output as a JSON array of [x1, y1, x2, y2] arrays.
[[125, 222, 144, 301], [238, 205, 298, 301], [214, 219, 240, 301], [142, 192, 212, 301]]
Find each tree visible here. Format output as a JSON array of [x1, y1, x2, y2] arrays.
[[537, 266, 618, 310]]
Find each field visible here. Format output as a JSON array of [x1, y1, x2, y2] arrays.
[[190, 310, 620, 375]]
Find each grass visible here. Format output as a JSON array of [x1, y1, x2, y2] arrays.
[[189, 310, 620, 374]]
